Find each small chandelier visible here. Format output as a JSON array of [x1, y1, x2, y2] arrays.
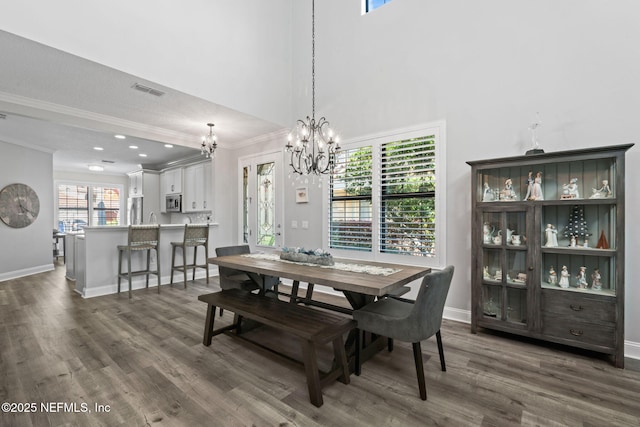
[[201, 123, 217, 158], [285, 0, 340, 177]]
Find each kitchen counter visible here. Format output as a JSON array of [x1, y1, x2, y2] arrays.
[[73, 223, 218, 298]]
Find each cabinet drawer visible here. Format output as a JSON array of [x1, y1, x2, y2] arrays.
[[541, 290, 615, 324], [541, 313, 615, 348]]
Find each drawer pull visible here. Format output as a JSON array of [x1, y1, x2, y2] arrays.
[[569, 329, 583, 336], [569, 304, 584, 311]]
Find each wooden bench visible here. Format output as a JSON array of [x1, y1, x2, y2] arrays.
[[198, 289, 356, 407]]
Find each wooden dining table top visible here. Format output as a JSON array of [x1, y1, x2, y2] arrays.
[[207, 253, 431, 297]]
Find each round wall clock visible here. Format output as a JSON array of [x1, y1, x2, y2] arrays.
[[0, 183, 40, 228]]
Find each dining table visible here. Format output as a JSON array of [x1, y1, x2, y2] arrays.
[[207, 252, 431, 310], [207, 252, 432, 369]]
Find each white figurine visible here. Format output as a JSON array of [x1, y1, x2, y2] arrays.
[[523, 171, 534, 200], [590, 180, 612, 199], [544, 224, 558, 247], [500, 178, 517, 201], [548, 266, 557, 285], [528, 171, 544, 200], [591, 268, 602, 290], [570, 235, 577, 247], [559, 265, 570, 288], [562, 178, 580, 199], [482, 182, 495, 202], [576, 266, 588, 289]]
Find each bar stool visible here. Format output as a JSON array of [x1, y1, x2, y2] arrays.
[[117, 225, 161, 298], [170, 224, 210, 288]]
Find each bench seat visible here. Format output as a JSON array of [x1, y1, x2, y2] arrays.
[[198, 289, 356, 407]]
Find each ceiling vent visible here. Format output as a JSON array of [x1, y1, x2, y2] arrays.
[[101, 160, 115, 164], [132, 83, 165, 97]]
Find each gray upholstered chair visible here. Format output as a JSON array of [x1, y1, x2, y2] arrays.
[[353, 265, 454, 400], [170, 224, 210, 288], [117, 225, 161, 299]]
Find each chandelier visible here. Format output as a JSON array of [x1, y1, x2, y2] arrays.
[[201, 123, 217, 158], [285, 0, 340, 177]]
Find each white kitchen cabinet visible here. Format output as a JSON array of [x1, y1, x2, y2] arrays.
[[163, 168, 182, 195], [128, 170, 143, 197], [183, 161, 212, 212]]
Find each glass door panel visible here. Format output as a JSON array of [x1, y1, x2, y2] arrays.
[[506, 288, 527, 324]]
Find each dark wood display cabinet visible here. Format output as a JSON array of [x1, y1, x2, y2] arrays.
[[467, 144, 633, 368]]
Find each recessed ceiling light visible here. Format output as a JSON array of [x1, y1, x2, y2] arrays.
[[94, 147, 104, 151], [129, 145, 138, 149], [164, 144, 174, 148], [114, 134, 126, 139], [88, 165, 104, 172], [139, 153, 147, 157]]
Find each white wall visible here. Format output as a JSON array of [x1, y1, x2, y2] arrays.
[[0, 0, 293, 127], [0, 141, 54, 280], [285, 0, 640, 346]]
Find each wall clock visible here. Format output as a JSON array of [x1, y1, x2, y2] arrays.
[[0, 183, 40, 228]]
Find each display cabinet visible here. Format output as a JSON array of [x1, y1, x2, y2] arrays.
[[467, 144, 632, 368]]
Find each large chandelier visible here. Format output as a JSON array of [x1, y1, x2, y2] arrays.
[[285, 0, 340, 177], [201, 123, 217, 158]]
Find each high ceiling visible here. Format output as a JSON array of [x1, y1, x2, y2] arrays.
[[0, 30, 285, 174]]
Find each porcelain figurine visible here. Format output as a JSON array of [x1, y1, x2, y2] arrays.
[[544, 223, 558, 247], [559, 265, 570, 288], [482, 182, 495, 202], [548, 266, 557, 285], [590, 180, 612, 199], [528, 171, 544, 200], [562, 178, 580, 199], [523, 171, 534, 200], [500, 178, 517, 201], [576, 266, 588, 289], [591, 268, 602, 290]]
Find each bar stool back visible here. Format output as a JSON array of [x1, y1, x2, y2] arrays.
[[117, 225, 161, 298], [170, 224, 210, 288]]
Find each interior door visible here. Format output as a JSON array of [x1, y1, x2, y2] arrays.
[[239, 152, 283, 252]]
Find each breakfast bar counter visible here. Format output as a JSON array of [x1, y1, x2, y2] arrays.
[[72, 223, 218, 298]]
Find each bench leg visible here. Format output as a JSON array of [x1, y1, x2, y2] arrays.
[[332, 335, 350, 385], [203, 304, 216, 346], [301, 340, 323, 407]]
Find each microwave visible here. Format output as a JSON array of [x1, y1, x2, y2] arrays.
[[166, 194, 182, 212]]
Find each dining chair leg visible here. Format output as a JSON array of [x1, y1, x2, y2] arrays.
[[127, 249, 133, 299], [204, 245, 209, 284], [436, 330, 446, 372], [412, 342, 427, 400], [388, 338, 394, 352], [117, 249, 123, 294]]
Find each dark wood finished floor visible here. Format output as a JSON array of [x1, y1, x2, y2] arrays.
[[1, 261, 639, 426]]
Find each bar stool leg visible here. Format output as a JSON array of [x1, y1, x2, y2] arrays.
[[182, 245, 188, 288], [117, 248, 123, 294], [156, 247, 161, 293], [192, 246, 198, 281], [145, 249, 151, 288], [170, 244, 176, 286], [127, 249, 133, 299]]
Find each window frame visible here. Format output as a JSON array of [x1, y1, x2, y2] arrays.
[[55, 181, 124, 231], [322, 120, 447, 268]]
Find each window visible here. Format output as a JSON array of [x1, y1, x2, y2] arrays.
[[363, 0, 393, 13], [326, 122, 446, 267], [57, 184, 122, 231]]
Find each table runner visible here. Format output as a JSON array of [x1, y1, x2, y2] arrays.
[[242, 253, 401, 276]]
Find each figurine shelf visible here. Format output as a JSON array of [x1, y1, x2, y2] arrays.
[[467, 144, 632, 368]]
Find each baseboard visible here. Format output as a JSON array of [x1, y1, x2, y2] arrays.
[[0, 263, 54, 282], [625, 340, 640, 361], [81, 270, 212, 298]]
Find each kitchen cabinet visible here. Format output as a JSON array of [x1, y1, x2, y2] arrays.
[[467, 144, 632, 368], [128, 170, 143, 197], [162, 168, 182, 195], [183, 161, 212, 212]]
